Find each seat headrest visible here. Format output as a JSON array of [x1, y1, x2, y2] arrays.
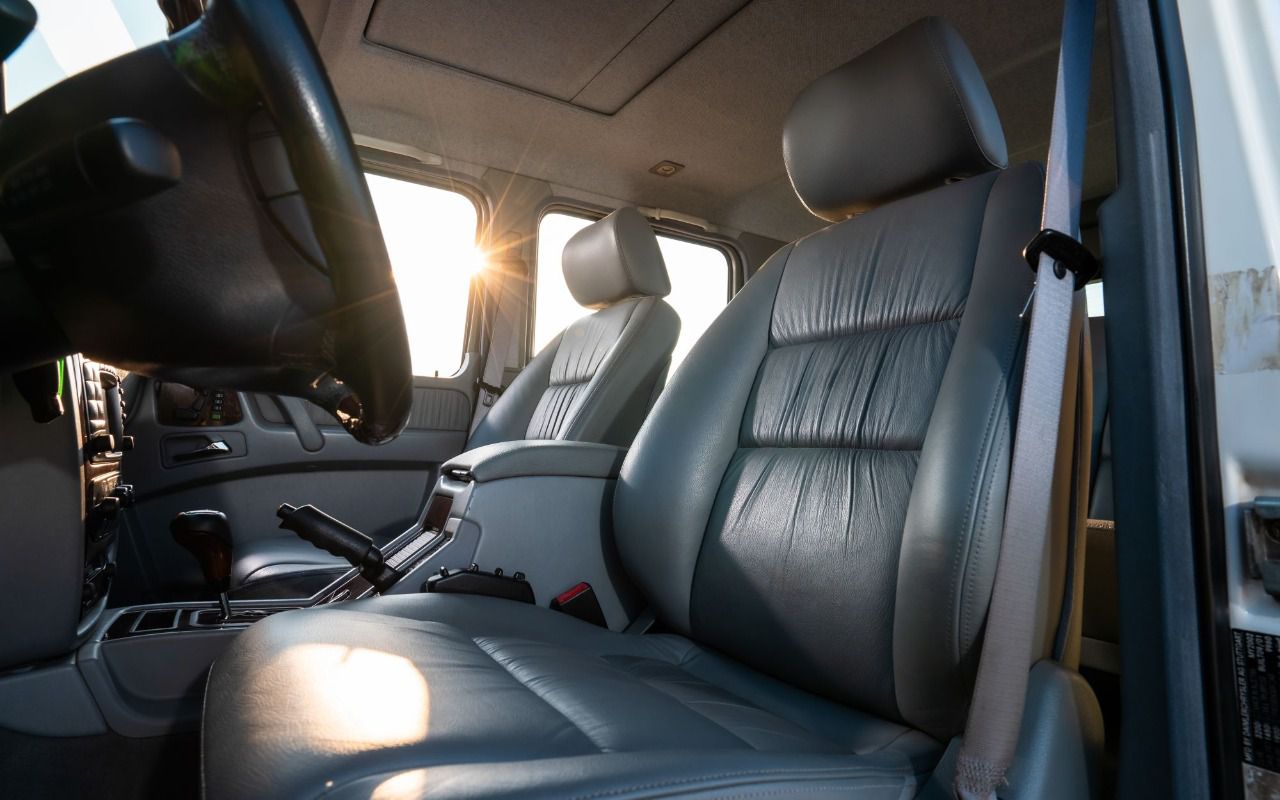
[[562, 207, 670, 309], [783, 17, 1007, 221]]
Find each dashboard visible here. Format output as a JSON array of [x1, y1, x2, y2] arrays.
[[0, 355, 132, 669], [79, 359, 132, 615], [155, 383, 243, 428]]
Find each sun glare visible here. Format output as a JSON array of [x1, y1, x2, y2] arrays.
[[464, 247, 490, 277], [264, 644, 429, 753]]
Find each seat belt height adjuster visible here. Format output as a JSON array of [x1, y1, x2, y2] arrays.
[[1022, 228, 1100, 289], [477, 379, 504, 406]]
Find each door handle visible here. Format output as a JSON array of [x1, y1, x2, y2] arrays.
[[173, 439, 231, 462]]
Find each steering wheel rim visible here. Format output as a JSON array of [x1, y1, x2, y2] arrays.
[[183, 0, 412, 444]]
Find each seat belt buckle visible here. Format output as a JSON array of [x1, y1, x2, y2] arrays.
[[551, 582, 607, 627], [1022, 228, 1100, 289]]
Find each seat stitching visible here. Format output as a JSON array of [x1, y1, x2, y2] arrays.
[[747, 319, 961, 450], [547, 376, 592, 389], [665, 650, 926, 752], [960, 391, 1012, 652], [957, 299, 1026, 656], [583, 655, 767, 751], [772, 312, 963, 349], [562, 298, 650, 438], [944, 372, 1005, 667], [604, 657, 836, 753], [949, 171, 1029, 668], [473, 637, 612, 753], [738, 444, 923, 454], [934, 170, 1004, 673]]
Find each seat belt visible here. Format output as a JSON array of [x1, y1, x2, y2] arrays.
[[955, 0, 1097, 796], [470, 257, 523, 434]]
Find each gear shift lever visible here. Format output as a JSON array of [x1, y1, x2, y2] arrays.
[[170, 510, 233, 620]]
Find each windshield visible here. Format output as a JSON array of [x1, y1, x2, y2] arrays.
[[4, 0, 168, 112]]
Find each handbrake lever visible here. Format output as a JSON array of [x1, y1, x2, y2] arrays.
[[276, 503, 400, 591]]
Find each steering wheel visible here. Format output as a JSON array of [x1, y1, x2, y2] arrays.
[[0, 0, 411, 444]]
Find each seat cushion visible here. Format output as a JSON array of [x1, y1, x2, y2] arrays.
[[203, 594, 935, 799]]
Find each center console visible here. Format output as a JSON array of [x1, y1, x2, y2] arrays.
[[1, 436, 641, 739], [274, 439, 642, 631]]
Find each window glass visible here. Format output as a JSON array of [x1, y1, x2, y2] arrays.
[[5, 0, 168, 112], [534, 212, 731, 371], [1086, 281, 1105, 317], [366, 173, 481, 377]]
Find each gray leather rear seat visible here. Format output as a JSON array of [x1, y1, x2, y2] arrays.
[[202, 18, 1095, 799]]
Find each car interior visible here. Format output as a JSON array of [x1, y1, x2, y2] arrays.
[[0, 0, 1234, 797]]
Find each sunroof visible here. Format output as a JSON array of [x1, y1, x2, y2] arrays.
[[363, 0, 748, 115]]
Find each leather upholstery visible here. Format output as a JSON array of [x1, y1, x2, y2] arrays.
[[205, 594, 927, 799], [468, 209, 678, 449], [561, 207, 671, 308], [468, 293, 679, 448], [783, 17, 1007, 221], [204, 19, 1090, 799], [619, 164, 1067, 741], [323, 753, 915, 800]]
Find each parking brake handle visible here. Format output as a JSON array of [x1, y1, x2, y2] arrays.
[[276, 503, 400, 592]]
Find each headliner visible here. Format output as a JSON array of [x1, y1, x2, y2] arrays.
[[299, 0, 1114, 243]]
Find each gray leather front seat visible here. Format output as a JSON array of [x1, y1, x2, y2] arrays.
[[230, 208, 679, 591], [204, 18, 1091, 798], [468, 206, 680, 450]]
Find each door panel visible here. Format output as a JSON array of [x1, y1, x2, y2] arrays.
[[115, 357, 479, 602]]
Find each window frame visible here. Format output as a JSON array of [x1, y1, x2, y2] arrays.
[[359, 155, 491, 378], [530, 200, 746, 361]]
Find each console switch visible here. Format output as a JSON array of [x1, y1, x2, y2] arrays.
[[88, 430, 116, 455]]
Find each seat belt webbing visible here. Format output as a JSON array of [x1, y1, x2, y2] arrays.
[[954, 0, 1096, 796], [470, 260, 523, 434]]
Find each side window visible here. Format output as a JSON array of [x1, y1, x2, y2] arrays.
[[1086, 281, 1105, 317], [366, 173, 481, 377], [534, 211, 731, 371]]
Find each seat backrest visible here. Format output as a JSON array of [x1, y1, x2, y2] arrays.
[[615, 17, 1087, 741], [468, 207, 680, 449]]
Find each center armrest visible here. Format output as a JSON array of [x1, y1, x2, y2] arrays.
[[385, 439, 641, 628], [441, 440, 628, 483]]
